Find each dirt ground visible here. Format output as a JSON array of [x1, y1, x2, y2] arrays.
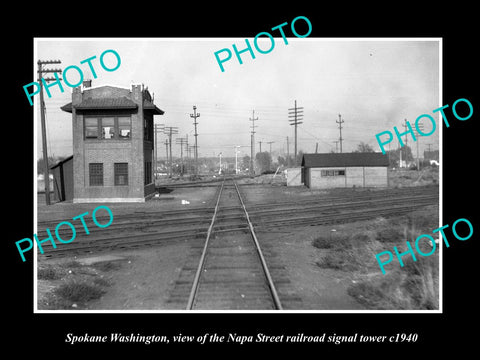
[[36, 179, 439, 311], [37, 225, 365, 311], [37, 186, 219, 222]]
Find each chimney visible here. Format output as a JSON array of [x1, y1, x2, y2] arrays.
[[82, 79, 92, 88]]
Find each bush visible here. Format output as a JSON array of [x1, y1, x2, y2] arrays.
[[54, 280, 106, 303], [348, 254, 439, 310], [312, 236, 333, 249], [38, 265, 62, 280]]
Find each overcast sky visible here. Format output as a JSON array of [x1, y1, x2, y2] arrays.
[[35, 38, 440, 160]]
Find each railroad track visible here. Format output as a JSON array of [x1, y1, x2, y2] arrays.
[[37, 184, 438, 258], [184, 179, 282, 310]]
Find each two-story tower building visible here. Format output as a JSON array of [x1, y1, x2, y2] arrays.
[[61, 83, 164, 202]]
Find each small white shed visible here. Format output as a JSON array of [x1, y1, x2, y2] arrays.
[[301, 152, 389, 189], [286, 167, 303, 186]]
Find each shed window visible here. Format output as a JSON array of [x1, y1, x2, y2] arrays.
[[89, 163, 103, 186], [114, 163, 128, 186], [321, 169, 345, 177]]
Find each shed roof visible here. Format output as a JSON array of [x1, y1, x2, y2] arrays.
[[301, 152, 389, 168], [50, 155, 74, 170]]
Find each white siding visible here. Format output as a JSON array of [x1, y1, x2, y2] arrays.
[[308, 168, 346, 189], [286, 167, 303, 186], [345, 167, 364, 187], [305, 166, 388, 189], [364, 167, 388, 187]]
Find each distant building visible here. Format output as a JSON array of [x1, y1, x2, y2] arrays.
[[301, 152, 389, 189], [61, 84, 164, 202]]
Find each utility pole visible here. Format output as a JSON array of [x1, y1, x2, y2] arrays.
[[154, 123, 164, 179], [402, 118, 409, 164], [37, 59, 62, 205], [336, 114, 344, 153], [176, 136, 187, 176], [286, 136, 290, 166], [218, 152, 223, 174], [414, 123, 424, 171], [398, 138, 403, 168], [315, 143, 318, 153], [164, 139, 169, 176], [267, 141, 275, 155], [288, 100, 303, 163], [333, 140, 339, 153], [234, 146, 241, 174], [164, 126, 178, 177], [258, 140, 263, 153], [249, 110, 258, 176], [190, 106, 200, 176]]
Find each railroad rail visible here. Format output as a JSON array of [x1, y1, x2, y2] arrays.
[[37, 185, 438, 258], [185, 179, 282, 310]]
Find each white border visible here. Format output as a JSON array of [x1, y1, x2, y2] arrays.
[[33, 37, 443, 314]]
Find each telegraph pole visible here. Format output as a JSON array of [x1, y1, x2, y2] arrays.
[[38, 59, 62, 205], [190, 106, 200, 176], [164, 139, 169, 176], [286, 136, 290, 165], [333, 140, 339, 153], [249, 110, 258, 176], [336, 114, 344, 153], [164, 126, 178, 177], [267, 141, 275, 155], [176, 136, 187, 176], [402, 118, 409, 164], [288, 100, 303, 163], [154, 123, 164, 179], [403, 119, 409, 148], [414, 123, 424, 171]]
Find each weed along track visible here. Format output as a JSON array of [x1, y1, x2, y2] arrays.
[[184, 179, 283, 310]]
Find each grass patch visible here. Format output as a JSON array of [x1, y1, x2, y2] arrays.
[[38, 259, 118, 309], [348, 255, 439, 310], [92, 261, 123, 272], [54, 280, 106, 303], [312, 210, 440, 310], [38, 265, 62, 280]]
